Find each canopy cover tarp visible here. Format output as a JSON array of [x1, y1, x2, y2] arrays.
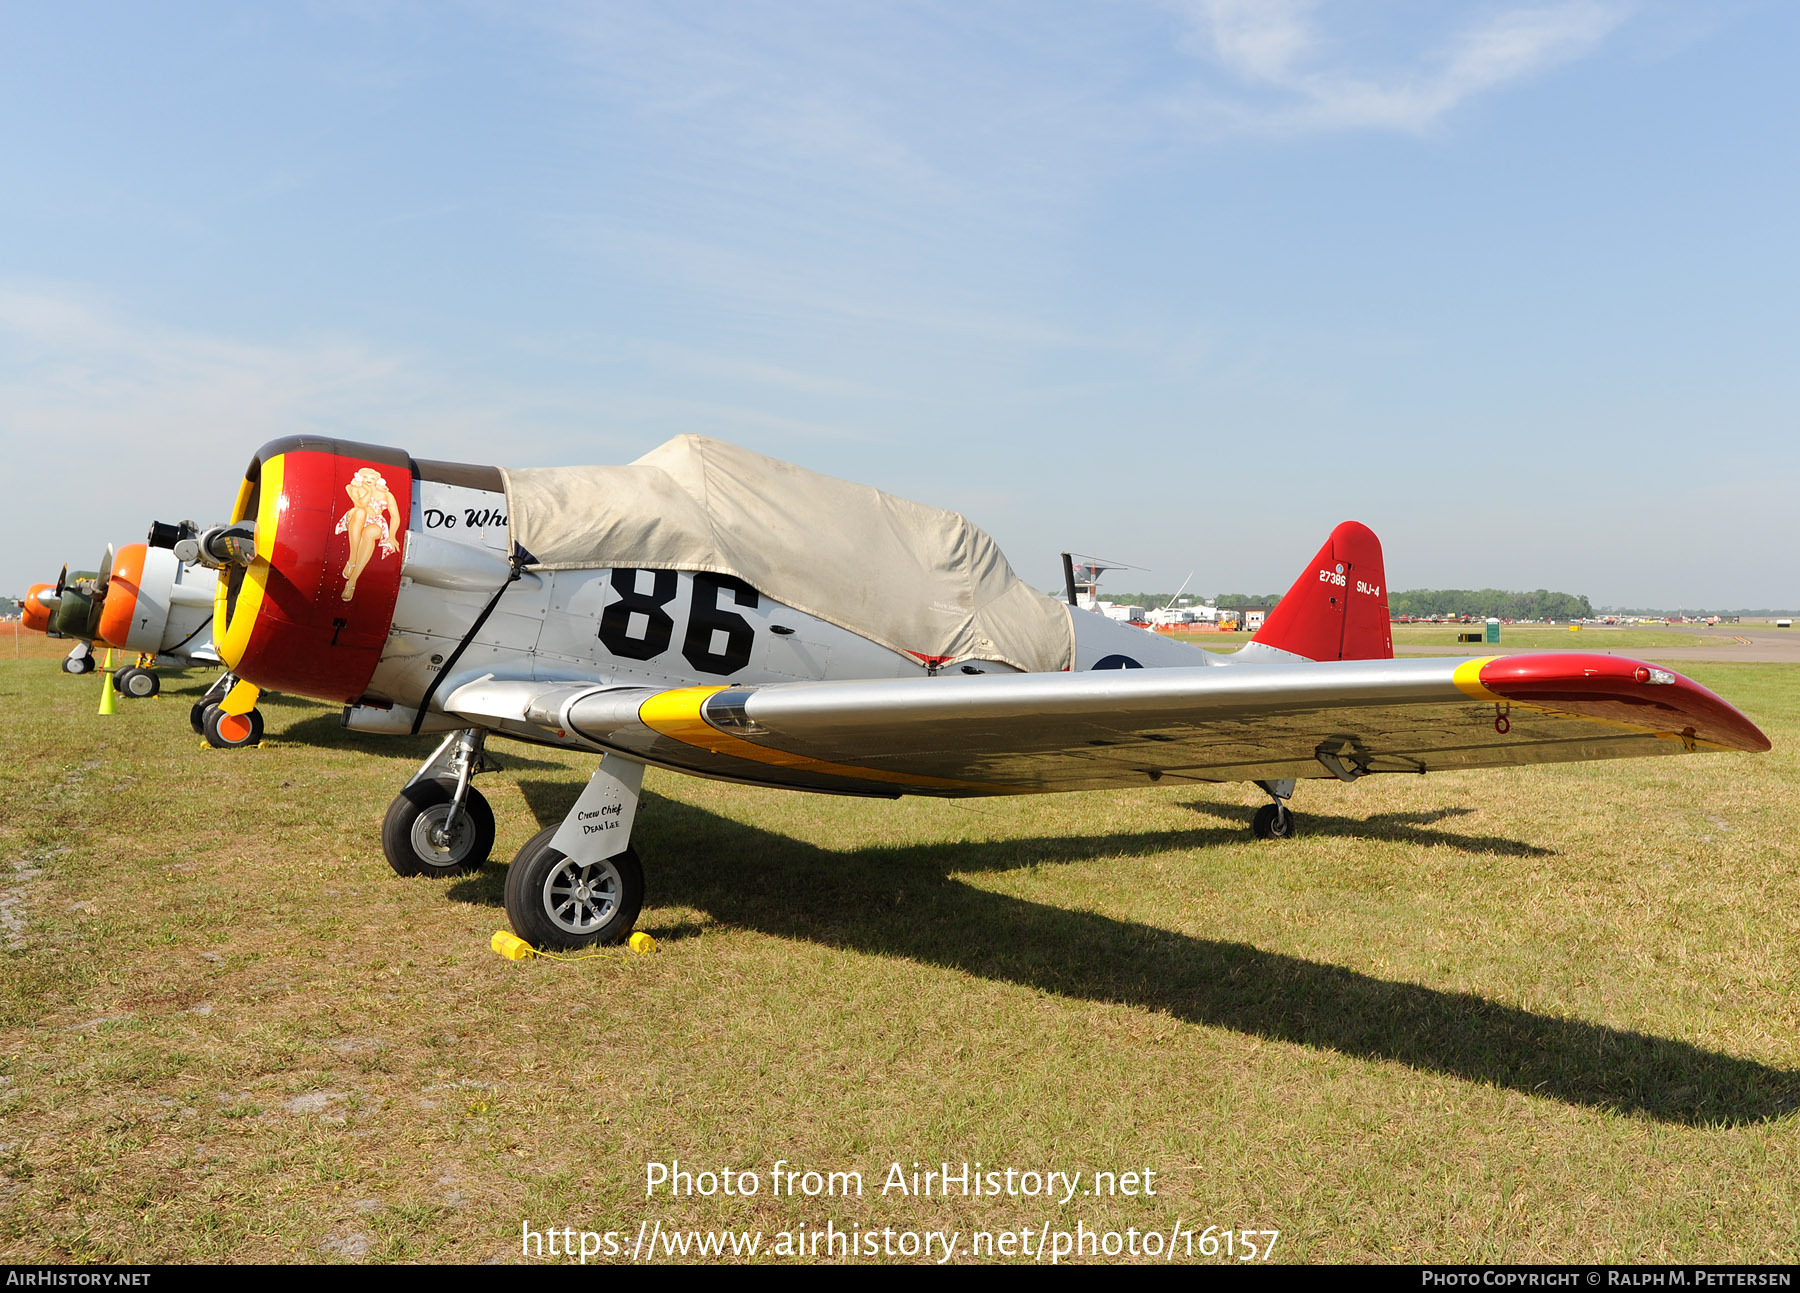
[[501, 436, 1074, 674]]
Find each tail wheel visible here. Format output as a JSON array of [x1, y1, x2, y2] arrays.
[[115, 667, 160, 699], [380, 779, 495, 877], [503, 825, 644, 951], [203, 704, 264, 749], [1252, 802, 1296, 840]]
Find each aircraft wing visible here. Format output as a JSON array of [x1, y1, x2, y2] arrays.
[[440, 653, 1769, 797]]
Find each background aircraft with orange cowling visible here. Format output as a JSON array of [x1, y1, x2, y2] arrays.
[[166, 434, 1771, 951], [19, 538, 271, 748]]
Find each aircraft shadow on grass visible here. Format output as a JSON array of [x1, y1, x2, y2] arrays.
[[108, 669, 563, 769], [90, 674, 469, 763], [1181, 800, 1555, 857], [271, 713, 568, 770], [448, 782, 1798, 1128], [146, 675, 449, 760]]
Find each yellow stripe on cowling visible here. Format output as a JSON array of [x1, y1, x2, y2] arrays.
[[1451, 656, 1503, 703], [637, 686, 1001, 792], [214, 454, 285, 671], [228, 475, 256, 531]]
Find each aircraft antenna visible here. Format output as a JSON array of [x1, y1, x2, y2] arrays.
[[1160, 572, 1195, 613]]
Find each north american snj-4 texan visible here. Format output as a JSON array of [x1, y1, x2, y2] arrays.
[[160, 435, 1769, 950]]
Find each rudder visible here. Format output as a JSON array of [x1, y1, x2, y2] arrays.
[[1247, 521, 1392, 662]]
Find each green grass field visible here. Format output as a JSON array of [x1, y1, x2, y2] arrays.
[[1, 635, 1796, 1263]]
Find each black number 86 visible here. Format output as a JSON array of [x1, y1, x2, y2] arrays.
[[598, 568, 758, 677]]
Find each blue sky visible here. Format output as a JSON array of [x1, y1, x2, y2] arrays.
[[2, 1, 1795, 607]]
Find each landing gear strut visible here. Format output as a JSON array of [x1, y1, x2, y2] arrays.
[[381, 728, 496, 877], [191, 673, 233, 734], [1252, 778, 1297, 840]]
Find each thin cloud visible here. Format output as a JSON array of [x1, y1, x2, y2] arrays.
[[528, 1, 1139, 213], [629, 341, 888, 401], [625, 395, 879, 444], [1178, 0, 1632, 133], [0, 287, 534, 588], [0, 285, 899, 590]]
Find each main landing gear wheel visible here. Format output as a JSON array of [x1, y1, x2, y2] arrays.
[[381, 779, 495, 878], [503, 825, 644, 951], [202, 704, 264, 749], [1252, 802, 1297, 840], [190, 701, 211, 734], [114, 667, 160, 699], [62, 655, 94, 675]]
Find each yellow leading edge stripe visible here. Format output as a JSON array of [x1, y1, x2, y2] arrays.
[[214, 454, 285, 671], [637, 686, 1001, 792], [1451, 656, 1503, 703]]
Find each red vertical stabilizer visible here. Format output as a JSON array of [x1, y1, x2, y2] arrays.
[[1249, 521, 1393, 662]]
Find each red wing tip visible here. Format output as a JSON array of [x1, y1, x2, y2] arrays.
[[1477, 653, 1771, 753]]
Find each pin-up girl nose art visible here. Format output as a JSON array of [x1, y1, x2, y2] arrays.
[[334, 467, 402, 602]]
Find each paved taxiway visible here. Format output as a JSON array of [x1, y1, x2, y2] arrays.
[[1392, 623, 1800, 664]]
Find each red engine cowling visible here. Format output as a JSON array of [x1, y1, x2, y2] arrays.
[[214, 437, 416, 703]]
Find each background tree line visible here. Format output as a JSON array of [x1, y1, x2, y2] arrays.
[[1386, 589, 1593, 619], [1102, 588, 1597, 619]]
